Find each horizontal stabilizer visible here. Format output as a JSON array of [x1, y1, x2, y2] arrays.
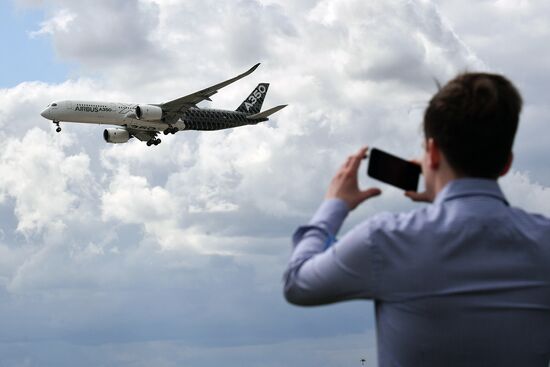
[[247, 105, 288, 120]]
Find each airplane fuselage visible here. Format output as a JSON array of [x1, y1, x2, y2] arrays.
[[41, 100, 263, 132]]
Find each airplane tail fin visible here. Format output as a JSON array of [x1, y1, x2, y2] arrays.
[[246, 104, 287, 121], [236, 83, 269, 115]]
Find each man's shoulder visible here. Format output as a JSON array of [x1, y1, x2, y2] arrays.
[[355, 205, 439, 239], [357, 201, 550, 246], [508, 205, 550, 232]]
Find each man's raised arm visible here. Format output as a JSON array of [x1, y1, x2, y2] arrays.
[[284, 147, 381, 305]]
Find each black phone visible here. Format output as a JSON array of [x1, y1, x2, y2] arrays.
[[367, 148, 421, 191]]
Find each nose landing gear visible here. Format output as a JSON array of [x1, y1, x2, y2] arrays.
[[53, 121, 61, 133]]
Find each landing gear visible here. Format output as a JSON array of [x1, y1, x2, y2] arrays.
[[163, 127, 178, 135], [53, 121, 61, 133], [146, 138, 161, 147]]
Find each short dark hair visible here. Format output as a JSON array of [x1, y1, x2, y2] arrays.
[[423, 72, 523, 179]]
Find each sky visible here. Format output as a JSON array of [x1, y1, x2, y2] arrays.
[[0, 0, 549, 366]]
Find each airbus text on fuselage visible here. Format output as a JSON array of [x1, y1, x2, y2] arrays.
[[40, 64, 287, 146]]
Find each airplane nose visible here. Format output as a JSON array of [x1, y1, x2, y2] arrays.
[[40, 108, 50, 119]]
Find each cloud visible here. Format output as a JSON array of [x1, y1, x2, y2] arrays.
[[501, 170, 550, 216], [0, 128, 94, 237], [29, 0, 162, 71], [29, 8, 75, 38], [0, 331, 378, 367], [308, 0, 484, 87]]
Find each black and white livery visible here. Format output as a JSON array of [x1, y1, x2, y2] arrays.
[[40, 64, 287, 146]]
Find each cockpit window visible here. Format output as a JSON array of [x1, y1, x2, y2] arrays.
[[51, 103, 58, 107]]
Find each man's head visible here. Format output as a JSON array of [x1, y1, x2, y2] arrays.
[[421, 72, 523, 190]]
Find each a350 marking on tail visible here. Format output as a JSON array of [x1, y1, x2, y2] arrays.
[[244, 84, 267, 111]]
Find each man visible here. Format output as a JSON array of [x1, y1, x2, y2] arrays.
[[284, 73, 550, 366]]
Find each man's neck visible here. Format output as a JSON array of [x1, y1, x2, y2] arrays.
[[433, 169, 461, 197]]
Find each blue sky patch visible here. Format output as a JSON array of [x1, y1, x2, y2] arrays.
[[0, 2, 70, 87]]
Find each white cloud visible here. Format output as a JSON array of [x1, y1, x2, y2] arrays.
[[0, 128, 94, 237], [29, 8, 75, 38], [501, 170, 550, 216], [101, 172, 175, 223]]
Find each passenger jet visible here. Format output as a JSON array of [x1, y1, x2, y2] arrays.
[[40, 63, 286, 146]]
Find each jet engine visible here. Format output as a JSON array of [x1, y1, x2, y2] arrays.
[[103, 128, 130, 144], [135, 104, 163, 121]]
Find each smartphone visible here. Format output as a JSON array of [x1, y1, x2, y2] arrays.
[[367, 148, 421, 191]]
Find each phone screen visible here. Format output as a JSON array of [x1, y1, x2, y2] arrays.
[[367, 148, 421, 191]]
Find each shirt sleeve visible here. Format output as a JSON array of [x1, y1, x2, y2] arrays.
[[284, 199, 381, 306]]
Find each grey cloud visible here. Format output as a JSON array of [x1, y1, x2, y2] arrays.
[[33, 0, 162, 72], [435, 0, 550, 186], [328, 1, 484, 88], [0, 234, 373, 347], [0, 332, 377, 367]]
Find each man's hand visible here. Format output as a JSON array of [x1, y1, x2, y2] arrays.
[[326, 146, 382, 210], [404, 159, 434, 203], [404, 190, 434, 203]]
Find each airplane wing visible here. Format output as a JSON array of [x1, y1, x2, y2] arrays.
[[160, 63, 260, 116]]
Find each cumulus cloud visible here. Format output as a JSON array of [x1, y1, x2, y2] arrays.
[[1, 0, 549, 366], [0, 128, 94, 237], [501, 170, 550, 216]]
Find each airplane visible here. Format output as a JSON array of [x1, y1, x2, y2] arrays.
[[40, 63, 287, 146]]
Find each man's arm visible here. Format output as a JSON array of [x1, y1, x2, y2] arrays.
[[284, 147, 381, 305], [284, 200, 382, 305]]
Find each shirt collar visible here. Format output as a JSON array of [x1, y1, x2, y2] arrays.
[[433, 178, 509, 206]]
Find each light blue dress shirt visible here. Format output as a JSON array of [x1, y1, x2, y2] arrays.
[[285, 178, 550, 366]]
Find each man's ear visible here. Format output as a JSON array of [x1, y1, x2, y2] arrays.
[[499, 152, 514, 177], [427, 138, 441, 170]]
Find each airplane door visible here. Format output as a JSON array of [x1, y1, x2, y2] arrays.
[[60, 101, 72, 120]]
